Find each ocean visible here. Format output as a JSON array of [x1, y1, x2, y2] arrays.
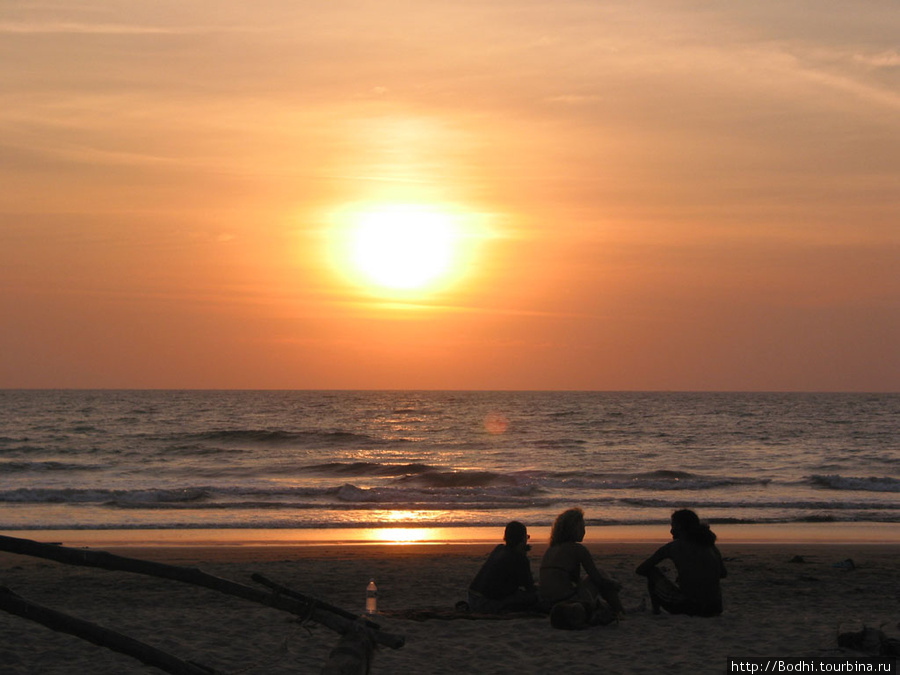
[[0, 390, 898, 535]]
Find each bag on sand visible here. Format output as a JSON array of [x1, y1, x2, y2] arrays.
[[549, 601, 617, 630]]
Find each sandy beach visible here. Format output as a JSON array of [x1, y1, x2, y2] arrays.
[[1, 533, 898, 674]]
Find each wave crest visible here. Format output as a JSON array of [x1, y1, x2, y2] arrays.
[[808, 475, 900, 493]]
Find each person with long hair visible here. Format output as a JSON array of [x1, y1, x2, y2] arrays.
[[539, 508, 624, 625], [636, 509, 727, 617]]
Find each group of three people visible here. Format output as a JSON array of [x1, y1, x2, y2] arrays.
[[468, 507, 726, 624]]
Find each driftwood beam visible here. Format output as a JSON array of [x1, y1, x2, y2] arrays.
[[0, 535, 404, 650], [251, 573, 375, 626], [0, 587, 217, 675]]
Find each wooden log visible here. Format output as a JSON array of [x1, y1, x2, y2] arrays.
[[0, 586, 217, 675], [0, 534, 404, 650], [321, 621, 375, 675], [251, 573, 370, 625]]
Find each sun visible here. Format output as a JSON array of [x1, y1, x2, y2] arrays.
[[343, 205, 462, 293]]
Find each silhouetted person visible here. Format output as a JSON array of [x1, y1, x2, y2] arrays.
[[467, 521, 538, 612], [539, 508, 624, 623], [636, 509, 727, 617]]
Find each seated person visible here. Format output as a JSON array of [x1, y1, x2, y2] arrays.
[[636, 509, 727, 617], [539, 508, 624, 622], [467, 521, 538, 612]]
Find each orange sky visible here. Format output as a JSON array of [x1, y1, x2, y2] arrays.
[[1, 1, 898, 391]]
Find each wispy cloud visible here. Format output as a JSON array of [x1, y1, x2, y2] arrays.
[[804, 70, 900, 111], [853, 49, 900, 68], [336, 298, 599, 320], [545, 95, 602, 104], [0, 21, 260, 35]]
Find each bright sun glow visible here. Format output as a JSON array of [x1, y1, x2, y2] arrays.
[[376, 527, 434, 544], [346, 205, 461, 292]]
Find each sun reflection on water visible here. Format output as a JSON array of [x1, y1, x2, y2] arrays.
[[371, 527, 434, 544], [361, 509, 447, 544]]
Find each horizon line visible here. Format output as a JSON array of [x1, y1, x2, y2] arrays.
[[1, 387, 897, 395]]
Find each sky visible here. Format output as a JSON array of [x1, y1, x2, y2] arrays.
[[1, 0, 898, 391]]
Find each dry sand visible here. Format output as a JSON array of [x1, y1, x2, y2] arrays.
[[1, 540, 898, 674]]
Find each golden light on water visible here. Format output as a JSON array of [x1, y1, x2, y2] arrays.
[[375, 527, 435, 544], [358, 509, 446, 544], [383, 509, 425, 523]]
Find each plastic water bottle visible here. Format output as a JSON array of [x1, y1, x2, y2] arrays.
[[365, 579, 378, 614]]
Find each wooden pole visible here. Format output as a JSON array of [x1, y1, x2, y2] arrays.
[[0, 586, 217, 675], [0, 535, 404, 650], [251, 573, 368, 624]]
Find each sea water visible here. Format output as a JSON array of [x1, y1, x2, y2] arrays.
[[0, 390, 897, 533]]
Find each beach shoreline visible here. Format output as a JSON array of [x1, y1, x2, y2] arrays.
[[2, 533, 898, 674], [4, 521, 900, 550]]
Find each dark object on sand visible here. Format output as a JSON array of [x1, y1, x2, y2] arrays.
[[323, 621, 377, 675], [838, 625, 900, 656], [550, 601, 588, 630], [548, 601, 617, 630], [0, 534, 401, 648], [789, 555, 806, 563], [0, 586, 216, 675], [0, 534, 404, 674]]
